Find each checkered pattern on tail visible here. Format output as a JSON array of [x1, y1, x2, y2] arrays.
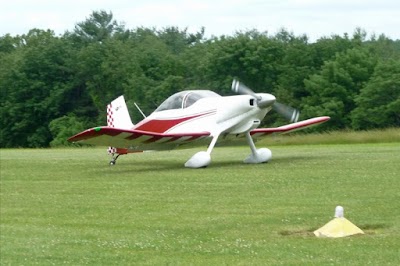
[[107, 103, 116, 155]]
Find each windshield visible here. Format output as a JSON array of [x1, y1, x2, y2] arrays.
[[155, 90, 221, 112]]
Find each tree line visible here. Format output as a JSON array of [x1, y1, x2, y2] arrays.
[[1, 10, 399, 148]]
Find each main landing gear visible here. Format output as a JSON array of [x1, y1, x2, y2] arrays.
[[184, 132, 272, 168], [184, 133, 220, 168]]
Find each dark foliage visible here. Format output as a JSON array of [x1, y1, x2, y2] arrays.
[[1, 11, 399, 147]]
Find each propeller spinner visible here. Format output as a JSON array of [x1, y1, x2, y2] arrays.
[[231, 79, 300, 123]]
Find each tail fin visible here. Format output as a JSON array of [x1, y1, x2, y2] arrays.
[[107, 95, 134, 156], [107, 95, 134, 129]]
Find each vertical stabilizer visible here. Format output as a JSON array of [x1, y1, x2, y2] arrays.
[[107, 95, 133, 156], [107, 95, 134, 129]]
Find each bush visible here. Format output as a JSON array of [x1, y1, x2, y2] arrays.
[[48, 115, 86, 147]]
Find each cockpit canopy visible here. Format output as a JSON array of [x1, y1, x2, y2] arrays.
[[155, 90, 221, 112]]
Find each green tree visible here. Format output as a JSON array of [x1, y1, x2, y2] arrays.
[[273, 30, 314, 118], [301, 47, 377, 129], [367, 34, 400, 61], [157, 26, 205, 54], [310, 34, 354, 67], [123, 31, 187, 119], [48, 114, 86, 146], [1, 29, 78, 147], [351, 59, 400, 129], [70, 10, 125, 44], [74, 38, 141, 124], [204, 30, 284, 95], [0, 34, 21, 53]]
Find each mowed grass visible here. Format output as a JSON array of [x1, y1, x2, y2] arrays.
[[1, 139, 400, 264]]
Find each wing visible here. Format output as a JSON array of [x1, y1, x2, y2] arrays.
[[200, 116, 331, 147], [250, 116, 330, 138], [68, 127, 211, 151]]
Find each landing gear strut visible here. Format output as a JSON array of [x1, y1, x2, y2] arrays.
[[185, 133, 220, 168], [243, 132, 272, 163], [109, 154, 121, 165]]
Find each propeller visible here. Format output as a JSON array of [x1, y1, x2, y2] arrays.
[[231, 79, 261, 100], [232, 79, 274, 107], [231, 79, 300, 123], [272, 102, 300, 123]]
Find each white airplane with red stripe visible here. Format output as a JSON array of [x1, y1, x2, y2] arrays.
[[68, 80, 330, 168]]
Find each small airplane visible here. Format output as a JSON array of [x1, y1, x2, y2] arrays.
[[68, 79, 330, 168]]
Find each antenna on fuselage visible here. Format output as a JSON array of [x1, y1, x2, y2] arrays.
[[134, 102, 147, 118]]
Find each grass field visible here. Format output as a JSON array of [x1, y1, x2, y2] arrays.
[[1, 132, 400, 265]]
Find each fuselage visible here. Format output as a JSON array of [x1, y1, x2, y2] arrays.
[[133, 92, 274, 136]]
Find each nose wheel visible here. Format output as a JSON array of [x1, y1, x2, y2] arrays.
[[244, 132, 272, 163]]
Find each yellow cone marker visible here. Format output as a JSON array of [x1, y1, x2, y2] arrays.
[[314, 206, 364, 238]]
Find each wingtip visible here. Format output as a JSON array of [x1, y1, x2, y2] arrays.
[[321, 116, 331, 121], [67, 127, 105, 142]]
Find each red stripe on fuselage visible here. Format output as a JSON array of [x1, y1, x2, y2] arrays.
[[134, 111, 215, 133]]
